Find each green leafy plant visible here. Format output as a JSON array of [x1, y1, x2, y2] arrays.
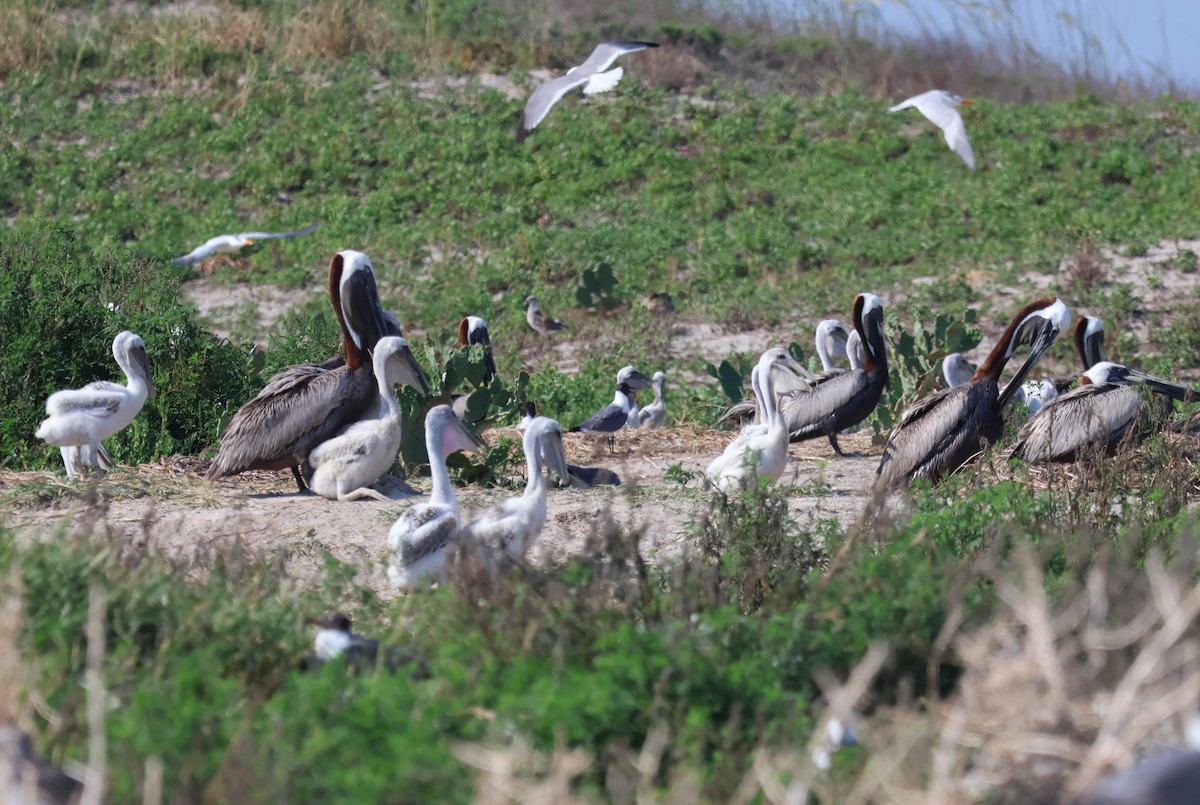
[[574, 262, 621, 311], [875, 308, 982, 431]]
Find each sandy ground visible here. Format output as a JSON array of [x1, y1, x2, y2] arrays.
[[0, 427, 880, 596]]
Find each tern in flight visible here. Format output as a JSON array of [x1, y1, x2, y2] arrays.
[[516, 41, 658, 143], [172, 222, 319, 266], [889, 90, 975, 169]]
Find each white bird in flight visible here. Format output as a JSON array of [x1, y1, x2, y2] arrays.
[[516, 41, 659, 143], [171, 222, 320, 266], [889, 90, 975, 170]]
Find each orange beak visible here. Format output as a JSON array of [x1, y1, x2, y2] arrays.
[[244, 239, 254, 246], [961, 99, 974, 105]]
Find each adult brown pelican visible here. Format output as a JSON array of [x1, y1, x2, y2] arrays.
[[35, 330, 154, 479], [874, 297, 1070, 491], [451, 315, 497, 422], [1011, 362, 1196, 464], [779, 293, 889, 455], [1075, 315, 1106, 370], [206, 251, 429, 490]]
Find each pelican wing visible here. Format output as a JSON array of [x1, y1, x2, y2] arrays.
[[44, 385, 124, 417], [1011, 384, 1141, 463], [391, 504, 458, 566], [207, 363, 374, 477], [516, 74, 593, 142], [460, 500, 524, 551], [781, 369, 874, 440], [875, 382, 1000, 488], [236, 222, 320, 241]]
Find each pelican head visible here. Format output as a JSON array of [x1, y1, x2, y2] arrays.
[[459, 315, 497, 383], [815, 319, 851, 368], [375, 336, 432, 396], [997, 297, 1069, 407], [332, 250, 390, 355], [942, 352, 974, 388], [617, 365, 652, 391], [1075, 315, 1106, 370], [426, 404, 486, 455], [852, 292, 888, 380], [757, 347, 807, 385], [1082, 362, 1194, 401], [306, 611, 352, 631], [114, 331, 155, 398]]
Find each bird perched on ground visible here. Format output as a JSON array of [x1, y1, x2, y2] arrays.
[[889, 89, 975, 169], [303, 611, 428, 676], [569, 366, 651, 450], [525, 295, 566, 335], [302, 336, 430, 501], [521, 402, 620, 489], [638, 371, 667, 429], [516, 41, 659, 142], [36, 330, 154, 479], [171, 223, 319, 266], [387, 405, 484, 591]]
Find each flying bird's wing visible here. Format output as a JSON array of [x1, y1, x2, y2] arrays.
[[236, 222, 320, 241], [172, 239, 222, 266], [574, 41, 659, 75], [940, 113, 975, 169], [516, 74, 593, 142]]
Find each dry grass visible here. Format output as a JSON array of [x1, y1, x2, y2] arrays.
[[1063, 240, 1108, 295]]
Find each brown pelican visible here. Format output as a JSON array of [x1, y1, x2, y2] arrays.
[[387, 405, 485, 590], [1011, 362, 1195, 464], [1075, 315, 1106, 369], [525, 295, 566, 335], [302, 337, 430, 501], [458, 315, 497, 384], [779, 293, 889, 455], [172, 222, 319, 266], [206, 251, 429, 491], [637, 371, 667, 428], [706, 348, 807, 493], [889, 90, 975, 169], [948, 352, 1060, 415], [874, 297, 1070, 491], [516, 41, 659, 143], [36, 330, 155, 479], [460, 415, 566, 560]]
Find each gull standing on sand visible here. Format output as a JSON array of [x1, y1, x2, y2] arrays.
[[172, 223, 319, 266], [889, 90, 975, 169], [516, 41, 659, 142], [525, 295, 566, 335], [36, 330, 154, 479]]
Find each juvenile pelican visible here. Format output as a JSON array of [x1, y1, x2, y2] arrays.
[[516, 41, 659, 143], [302, 337, 430, 501], [36, 331, 154, 479], [889, 90, 975, 169], [172, 222, 319, 266], [207, 251, 429, 490], [706, 348, 806, 494], [521, 402, 620, 488], [780, 293, 890, 455], [460, 416, 565, 560], [525, 295, 566, 335], [638, 371, 667, 428], [1011, 362, 1194, 464], [387, 405, 485, 590], [942, 353, 975, 388], [875, 297, 1070, 491]]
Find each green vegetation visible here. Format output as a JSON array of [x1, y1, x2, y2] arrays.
[[3, 1, 1200, 802]]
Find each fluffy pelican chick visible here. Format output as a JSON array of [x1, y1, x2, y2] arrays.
[[1011, 362, 1194, 464], [460, 416, 565, 561], [303, 337, 429, 501], [387, 405, 484, 590], [889, 89, 975, 169], [875, 297, 1070, 491], [36, 330, 154, 478], [172, 223, 319, 266], [706, 348, 806, 494], [516, 41, 659, 142]]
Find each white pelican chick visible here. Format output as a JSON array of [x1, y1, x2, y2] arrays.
[[460, 416, 566, 561], [387, 405, 484, 590], [36, 330, 154, 478], [516, 41, 659, 143], [889, 89, 975, 169], [172, 223, 319, 266], [706, 348, 806, 494], [303, 336, 430, 501]]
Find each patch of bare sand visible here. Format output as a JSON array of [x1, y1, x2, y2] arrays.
[[1, 428, 880, 596], [182, 277, 321, 346]]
